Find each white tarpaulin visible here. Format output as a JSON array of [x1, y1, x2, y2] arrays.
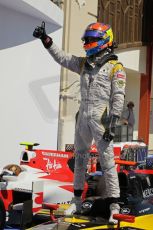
[[0, 0, 63, 166]]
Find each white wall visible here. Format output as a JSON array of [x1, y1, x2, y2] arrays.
[[0, 1, 63, 167], [123, 70, 141, 140], [116, 46, 146, 74], [116, 47, 146, 141]]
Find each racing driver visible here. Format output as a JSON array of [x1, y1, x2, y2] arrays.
[[33, 22, 126, 224]]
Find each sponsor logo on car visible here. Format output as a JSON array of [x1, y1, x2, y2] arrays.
[[121, 207, 131, 214], [139, 207, 150, 214], [82, 201, 92, 209], [43, 158, 62, 171], [143, 188, 153, 198], [42, 152, 69, 158]]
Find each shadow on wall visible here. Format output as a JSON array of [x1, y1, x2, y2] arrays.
[[29, 75, 59, 123], [0, 4, 60, 50]]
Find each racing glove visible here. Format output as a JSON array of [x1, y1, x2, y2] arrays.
[[33, 21, 53, 49], [103, 115, 119, 142]]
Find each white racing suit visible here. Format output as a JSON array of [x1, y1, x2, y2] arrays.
[[48, 43, 126, 199]]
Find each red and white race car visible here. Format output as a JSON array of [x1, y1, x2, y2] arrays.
[[0, 141, 148, 228]]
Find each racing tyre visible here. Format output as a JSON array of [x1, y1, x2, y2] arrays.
[[0, 198, 6, 229]]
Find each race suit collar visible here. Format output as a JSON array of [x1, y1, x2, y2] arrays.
[[86, 51, 118, 70]]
